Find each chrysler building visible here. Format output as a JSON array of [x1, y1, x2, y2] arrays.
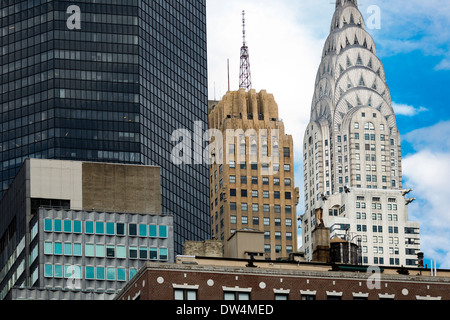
[[300, 0, 420, 266]]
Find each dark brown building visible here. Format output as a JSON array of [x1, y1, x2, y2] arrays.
[[115, 256, 450, 301]]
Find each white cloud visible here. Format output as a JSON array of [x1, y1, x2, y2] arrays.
[[403, 121, 450, 152], [392, 102, 428, 116], [364, 0, 450, 70], [435, 58, 450, 71], [402, 122, 450, 268]]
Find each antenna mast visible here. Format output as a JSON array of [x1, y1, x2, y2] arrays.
[[239, 10, 252, 91]]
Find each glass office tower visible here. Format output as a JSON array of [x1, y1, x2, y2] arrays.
[[0, 0, 209, 254]]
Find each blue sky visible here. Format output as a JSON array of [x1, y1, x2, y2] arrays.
[[206, 0, 450, 268]]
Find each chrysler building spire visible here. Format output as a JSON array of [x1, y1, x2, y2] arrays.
[[239, 10, 252, 91], [335, 0, 358, 8]]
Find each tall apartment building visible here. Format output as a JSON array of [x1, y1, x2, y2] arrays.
[[0, 159, 174, 300], [300, 0, 420, 266], [0, 0, 209, 255], [208, 89, 299, 260]]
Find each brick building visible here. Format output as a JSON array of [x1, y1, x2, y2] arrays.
[[115, 256, 450, 301]]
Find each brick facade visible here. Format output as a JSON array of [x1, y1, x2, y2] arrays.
[[115, 261, 450, 301]]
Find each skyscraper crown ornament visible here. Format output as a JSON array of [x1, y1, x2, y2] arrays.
[[300, 0, 420, 267]]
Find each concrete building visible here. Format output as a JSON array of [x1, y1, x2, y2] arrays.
[[114, 256, 450, 301], [208, 89, 299, 260], [300, 0, 420, 267], [0, 159, 173, 300]]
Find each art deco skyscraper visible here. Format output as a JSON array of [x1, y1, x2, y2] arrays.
[[209, 89, 299, 259], [300, 0, 420, 266], [0, 1, 209, 255]]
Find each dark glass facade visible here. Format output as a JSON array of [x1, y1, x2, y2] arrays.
[[0, 0, 210, 254]]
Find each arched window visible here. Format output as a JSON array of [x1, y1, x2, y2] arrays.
[[364, 122, 375, 130]]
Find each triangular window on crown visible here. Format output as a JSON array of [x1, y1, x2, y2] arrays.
[[367, 58, 373, 69], [354, 35, 359, 45], [371, 80, 377, 90], [346, 56, 352, 68], [359, 75, 365, 86], [356, 96, 362, 106], [347, 78, 353, 89], [350, 14, 355, 24], [356, 53, 363, 65], [347, 100, 353, 110]]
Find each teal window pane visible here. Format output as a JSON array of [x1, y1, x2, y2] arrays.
[[96, 267, 105, 280], [73, 243, 82, 256], [139, 247, 147, 259], [73, 220, 82, 233], [63, 220, 72, 233], [44, 264, 53, 277], [85, 221, 94, 234], [149, 225, 157, 237], [54, 242, 62, 255], [159, 225, 167, 238], [85, 244, 95, 257], [64, 266, 71, 278], [96, 244, 105, 257], [149, 248, 157, 260], [139, 224, 147, 237], [159, 248, 168, 260], [64, 266, 82, 279], [74, 266, 82, 279], [86, 266, 95, 280], [106, 222, 115, 235], [107, 267, 116, 280], [129, 224, 137, 236], [44, 219, 52, 232], [54, 220, 62, 232], [130, 269, 137, 279], [116, 245, 126, 258], [129, 247, 137, 259], [54, 265, 63, 278], [44, 242, 53, 254], [64, 243, 72, 255], [117, 268, 126, 281], [95, 222, 104, 234]]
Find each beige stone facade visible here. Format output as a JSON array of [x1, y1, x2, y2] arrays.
[[208, 88, 299, 259]]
